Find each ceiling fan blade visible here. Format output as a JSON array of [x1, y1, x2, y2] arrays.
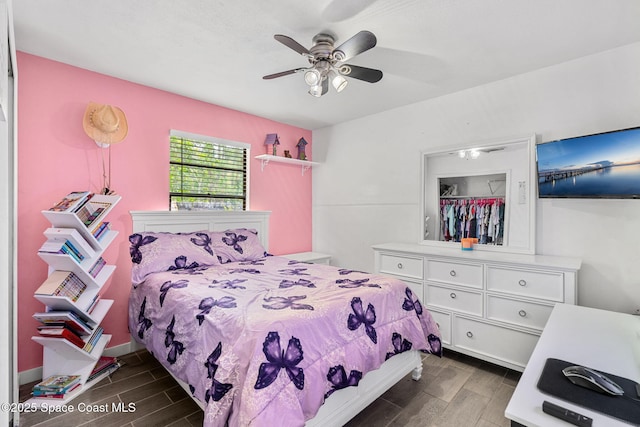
[[333, 30, 377, 62], [339, 64, 383, 83], [263, 68, 305, 80], [274, 34, 311, 56]]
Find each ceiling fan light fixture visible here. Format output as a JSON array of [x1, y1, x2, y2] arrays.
[[330, 70, 348, 92], [265, 31, 382, 98], [304, 68, 321, 86], [308, 84, 323, 97]]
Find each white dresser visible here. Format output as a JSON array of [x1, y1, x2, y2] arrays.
[[373, 243, 581, 371]]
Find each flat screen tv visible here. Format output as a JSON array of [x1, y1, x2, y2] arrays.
[[536, 127, 640, 199]]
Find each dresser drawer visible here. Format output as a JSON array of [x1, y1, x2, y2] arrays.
[[426, 259, 483, 289], [487, 266, 564, 302], [378, 253, 423, 280], [453, 316, 539, 369], [426, 284, 483, 317], [486, 295, 554, 331], [429, 310, 451, 345]]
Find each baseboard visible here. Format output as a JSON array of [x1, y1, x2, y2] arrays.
[[18, 341, 137, 386]]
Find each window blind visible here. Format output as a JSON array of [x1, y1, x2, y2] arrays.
[[169, 135, 247, 211]]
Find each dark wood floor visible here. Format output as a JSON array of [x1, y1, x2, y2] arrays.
[[18, 349, 520, 427]]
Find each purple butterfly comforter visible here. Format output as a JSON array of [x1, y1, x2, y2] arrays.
[[128, 256, 442, 426]]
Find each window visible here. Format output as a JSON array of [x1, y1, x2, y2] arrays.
[[170, 130, 250, 211]]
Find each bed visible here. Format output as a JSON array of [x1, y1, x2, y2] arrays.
[[128, 210, 442, 426]]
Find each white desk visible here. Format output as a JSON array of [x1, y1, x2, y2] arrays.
[[505, 303, 640, 426]]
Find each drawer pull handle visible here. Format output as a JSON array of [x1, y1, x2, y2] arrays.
[[397, 263, 403, 269], [518, 279, 527, 286], [519, 310, 527, 317], [466, 331, 473, 338], [449, 292, 457, 299], [450, 270, 456, 277]]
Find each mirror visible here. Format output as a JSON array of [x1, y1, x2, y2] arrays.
[[421, 134, 536, 254]]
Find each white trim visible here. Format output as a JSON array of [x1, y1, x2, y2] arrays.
[[169, 129, 251, 210], [1, 3, 17, 426], [419, 133, 536, 254], [169, 129, 251, 150]]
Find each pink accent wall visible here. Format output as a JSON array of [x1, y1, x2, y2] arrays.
[[17, 52, 313, 373]]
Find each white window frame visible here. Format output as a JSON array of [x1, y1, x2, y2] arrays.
[[170, 129, 251, 210]]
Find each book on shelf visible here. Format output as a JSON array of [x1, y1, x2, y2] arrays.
[[32, 383, 81, 398], [37, 322, 88, 337], [48, 192, 92, 213], [85, 294, 100, 313], [37, 326, 85, 349], [33, 311, 93, 335], [32, 375, 81, 398], [39, 240, 85, 263], [44, 228, 96, 259], [76, 200, 112, 229], [87, 356, 120, 382], [35, 270, 87, 302], [91, 221, 111, 241], [89, 257, 106, 278], [82, 325, 103, 353]]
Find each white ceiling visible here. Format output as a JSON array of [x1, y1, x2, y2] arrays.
[[12, 0, 640, 130]]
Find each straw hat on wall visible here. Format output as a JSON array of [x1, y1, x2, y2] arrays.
[[83, 102, 128, 145]]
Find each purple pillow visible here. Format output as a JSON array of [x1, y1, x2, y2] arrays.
[[129, 231, 219, 284], [209, 228, 267, 264]]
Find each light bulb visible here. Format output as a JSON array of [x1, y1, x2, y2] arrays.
[[304, 69, 321, 86], [308, 84, 323, 97]]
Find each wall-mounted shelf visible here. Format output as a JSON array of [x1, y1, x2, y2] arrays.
[[255, 154, 319, 176]]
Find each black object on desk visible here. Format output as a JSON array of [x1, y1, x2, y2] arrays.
[[542, 400, 592, 427], [537, 358, 640, 425]]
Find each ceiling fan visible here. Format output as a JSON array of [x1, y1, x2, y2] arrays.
[[263, 30, 383, 97]]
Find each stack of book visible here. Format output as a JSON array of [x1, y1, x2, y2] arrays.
[[33, 310, 93, 337], [37, 323, 86, 348], [39, 239, 85, 263], [89, 257, 106, 278], [82, 325, 104, 353], [92, 221, 111, 241], [48, 191, 93, 213], [87, 356, 120, 383], [44, 228, 95, 255], [35, 270, 87, 302], [32, 375, 81, 399], [47, 191, 114, 231]]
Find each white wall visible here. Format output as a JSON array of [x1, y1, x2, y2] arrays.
[[312, 41, 640, 314]]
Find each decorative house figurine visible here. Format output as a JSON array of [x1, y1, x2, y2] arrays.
[[284, 150, 292, 158], [264, 133, 280, 155], [296, 137, 308, 161]]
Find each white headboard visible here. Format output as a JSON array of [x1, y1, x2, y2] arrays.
[[130, 210, 271, 251]]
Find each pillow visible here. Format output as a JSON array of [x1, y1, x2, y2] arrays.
[[209, 228, 268, 264], [129, 231, 219, 284]]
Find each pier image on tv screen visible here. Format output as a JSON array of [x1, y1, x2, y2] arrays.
[[536, 127, 640, 198]]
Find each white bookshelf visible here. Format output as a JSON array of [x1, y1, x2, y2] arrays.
[[29, 193, 121, 406]]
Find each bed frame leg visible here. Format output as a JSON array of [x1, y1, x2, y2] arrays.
[[411, 362, 423, 381]]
